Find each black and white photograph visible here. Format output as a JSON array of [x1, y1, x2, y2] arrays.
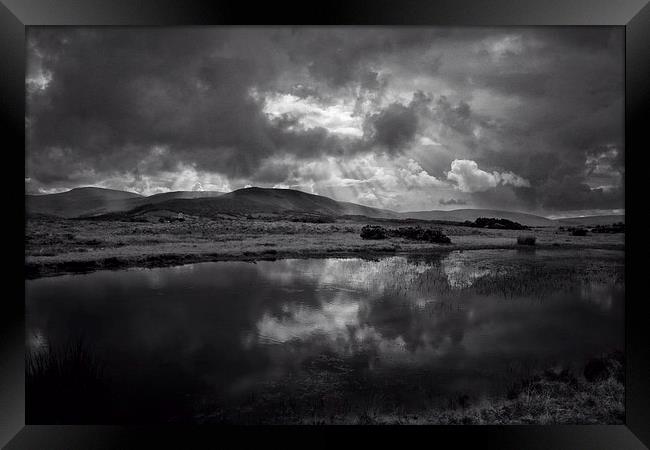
[[24, 26, 626, 425]]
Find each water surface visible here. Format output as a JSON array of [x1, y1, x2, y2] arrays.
[[26, 248, 624, 423]]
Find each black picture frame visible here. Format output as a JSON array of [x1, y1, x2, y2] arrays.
[[2, 0, 649, 448]]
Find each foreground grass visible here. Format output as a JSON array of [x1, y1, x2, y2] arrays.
[[27, 335, 623, 425], [308, 375, 624, 425], [191, 352, 624, 425], [25, 216, 624, 279], [291, 356, 624, 425], [26, 338, 109, 424]]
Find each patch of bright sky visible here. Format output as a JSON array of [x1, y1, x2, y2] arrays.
[[546, 209, 625, 220], [259, 153, 455, 211], [26, 70, 52, 93], [481, 34, 525, 60], [49, 164, 234, 196], [261, 92, 364, 137]]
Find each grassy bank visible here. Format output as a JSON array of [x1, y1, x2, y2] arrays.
[[343, 353, 625, 425], [303, 373, 624, 425], [191, 352, 624, 425], [25, 216, 624, 279], [258, 353, 625, 425], [28, 338, 624, 425]]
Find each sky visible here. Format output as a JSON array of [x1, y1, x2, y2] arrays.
[[25, 27, 624, 217]]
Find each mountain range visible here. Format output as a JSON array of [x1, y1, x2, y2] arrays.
[[25, 186, 623, 227], [26, 187, 223, 218]]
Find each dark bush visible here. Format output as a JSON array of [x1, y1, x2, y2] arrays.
[[394, 226, 423, 240], [571, 228, 588, 236], [102, 257, 122, 269], [584, 358, 609, 382], [584, 352, 624, 383], [464, 217, 528, 230], [420, 228, 452, 244], [360, 225, 387, 240], [517, 235, 536, 246], [390, 226, 451, 244]]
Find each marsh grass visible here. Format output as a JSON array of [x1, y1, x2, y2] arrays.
[[25, 216, 624, 279], [376, 253, 621, 300], [26, 337, 110, 423], [296, 353, 624, 425]]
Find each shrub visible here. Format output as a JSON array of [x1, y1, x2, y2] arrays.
[[517, 235, 536, 246], [584, 352, 624, 383], [391, 226, 451, 244], [465, 217, 528, 230], [419, 228, 452, 244], [571, 228, 587, 236], [360, 225, 387, 240]]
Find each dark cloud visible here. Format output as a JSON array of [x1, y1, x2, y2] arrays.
[[538, 177, 623, 211], [365, 102, 419, 153], [433, 96, 474, 135], [26, 27, 624, 214], [286, 28, 452, 88], [26, 28, 358, 184]]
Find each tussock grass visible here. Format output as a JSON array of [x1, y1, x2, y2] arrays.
[[26, 338, 110, 423], [194, 351, 625, 425], [26, 215, 624, 279], [297, 353, 624, 425]]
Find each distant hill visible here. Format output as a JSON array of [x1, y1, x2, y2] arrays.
[[556, 215, 625, 226], [399, 209, 556, 227], [128, 187, 397, 219], [138, 190, 224, 205], [29, 186, 612, 228], [26, 187, 223, 218], [26, 187, 143, 218]]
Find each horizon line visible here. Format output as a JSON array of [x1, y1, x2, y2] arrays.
[[25, 185, 625, 220]]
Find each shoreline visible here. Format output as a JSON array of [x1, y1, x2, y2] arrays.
[[25, 241, 624, 280], [25, 217, 625, 279]]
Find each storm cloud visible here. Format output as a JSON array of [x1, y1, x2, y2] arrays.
[[26, 27, 624, 215]]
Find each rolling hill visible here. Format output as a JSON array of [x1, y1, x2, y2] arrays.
[[26, 187, 224, 218], [26, 187, 144, 218], [134, 190, 224, 206], [128, 187, 398, 219], [26, 186, 570, 227]]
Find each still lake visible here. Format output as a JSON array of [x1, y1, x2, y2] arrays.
[[26, 248, 624, 423]]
